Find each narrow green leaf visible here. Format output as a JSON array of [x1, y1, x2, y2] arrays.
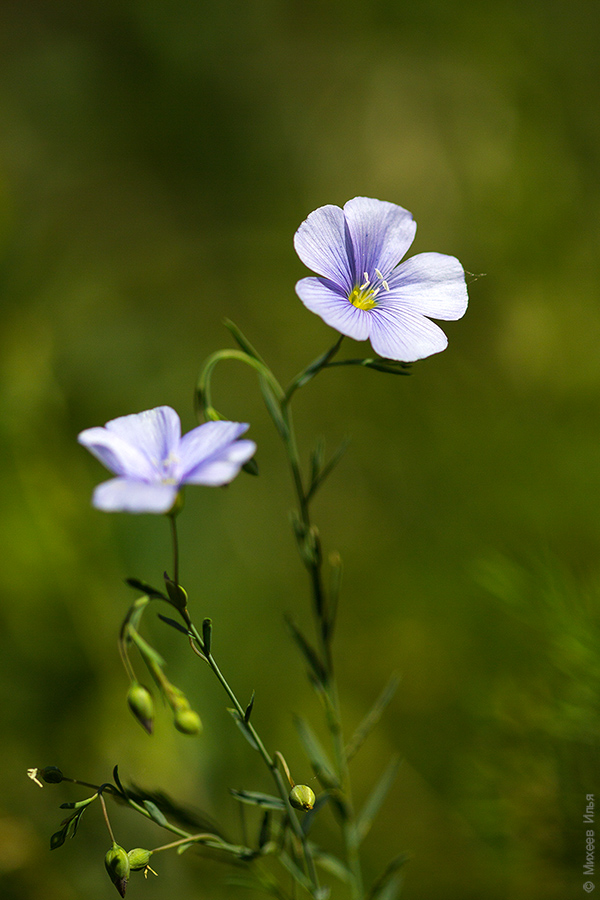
[[143, 800, 168, 826], [230, 789, 285, 811], [244, 690, 255, 724], [227, 708, 259, 750], [285, 616, 327, 686], [222, 319, 267, 364], [112, 765, 128, 800], [367, 853, 410, 900], [294, 716, 339, 790], [309, 436, 326, 488], [59, 793, 97, 810], [346, 673, 401, 763], [125, 578, 167, 601], [357, 755, 401, 844], [258, 810, 271, 849], [311, 847, 352, 883], [306, 437, 350, 501], [157, 614, 191, 636]]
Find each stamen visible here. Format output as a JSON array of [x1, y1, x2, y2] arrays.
[[375, 268, 384, 279], [382, 279, 390, 292]]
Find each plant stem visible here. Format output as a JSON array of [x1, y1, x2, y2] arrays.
[[186, 621, 321, 896]]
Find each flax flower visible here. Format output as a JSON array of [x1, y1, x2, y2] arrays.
[[294, 197, 468, 362], [78, 406, 255, 513]]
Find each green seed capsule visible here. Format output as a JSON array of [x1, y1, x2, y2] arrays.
[[289, 784, 316, 810], [127, 683, 154, 734], [105, 842, 130, 896], [174, 707, 202, 735], [127, 847, 153, 871]]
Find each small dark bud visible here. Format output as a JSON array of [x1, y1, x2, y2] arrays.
[[164, 574, 188, 611], [289, 785, 316, 810], [105, 842, 130, 897], [127, 683, 154, 734], [41, 766, 64, 784]]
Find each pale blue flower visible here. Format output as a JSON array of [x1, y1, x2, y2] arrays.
[[78, 406, 256, 514], [294, 197, 468, 362]]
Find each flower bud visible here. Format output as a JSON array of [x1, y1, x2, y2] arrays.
[[105, 842, 130, 897], [289, 784, 316, 811], [127, 683, 154, 734], [41, 766, 64, 784], [174, 707, 202, 735], [127, 848, 153, 871]]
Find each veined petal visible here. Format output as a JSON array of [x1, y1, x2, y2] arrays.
[[385, 252, 468, 320], [92, 478, 178, 514], [78, 427, 156, 479], [295, 276, 371, 341], [343, 197, 416, 282], [104, 407, 181, 467], [183, 439, 256, 486], [179, 421, 251, 479], [294, 204, 354, 291], [368, 306, 449, 362]]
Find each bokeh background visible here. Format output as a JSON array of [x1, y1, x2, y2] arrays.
[[1, 1, 599, 898]]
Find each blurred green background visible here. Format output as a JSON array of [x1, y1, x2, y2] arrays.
[[1, 1, 599, 898]]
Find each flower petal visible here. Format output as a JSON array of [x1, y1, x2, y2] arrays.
[[183, 439, 257, 486], [179, 421, 251, 479], [368, 306, 449, 362], [293, 204, 354, 291], [343, 197, 416, 282], [295, 276, 371, 341], [104, 407, 182, 467], [78, 427, 156, 479], [92, 478, 178, 514], [385, 252, 468, 320]]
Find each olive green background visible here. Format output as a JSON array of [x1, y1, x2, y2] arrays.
[[1, 1, 598, 898]]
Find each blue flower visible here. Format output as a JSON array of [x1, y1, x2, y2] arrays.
[[78, 406, 256, 514], [294, 197, 468, 362]]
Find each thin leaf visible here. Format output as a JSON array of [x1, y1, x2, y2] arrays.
[[244, 690, 255, 724], [345, 673, 401, 763], [306, 438, 350, 501], [112, 765, 128, 800], [294, 716, 339, 791], [368, 853, 411, 900], [230, 789, 285, 811], [125, 578, 167, 601], [285, 616, 327, 686], [157, 614, 191, 636], [127, 626, 166, 668], [143, 800, 168, 826], [311, 847, 352, 883], [228, 708, 259, 750], [222, 319, 267, 364], [356, 756, 401, 844]]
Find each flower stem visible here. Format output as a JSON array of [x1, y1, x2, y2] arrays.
[[186, 621, 321, 895], [169, 513, 180, 586]]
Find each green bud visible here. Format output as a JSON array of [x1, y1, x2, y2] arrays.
[[127, 847, 153, 871], [289, 784, 316, 811], [174, 707, 202, 735], [127, 683, 154, 734], [105, 842, 130, 897]]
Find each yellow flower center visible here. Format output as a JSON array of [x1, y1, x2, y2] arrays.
[[348, 285, 378, 310], [348, 269, 390, 310]]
